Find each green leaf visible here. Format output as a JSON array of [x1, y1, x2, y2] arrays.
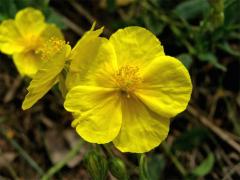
[[173, 0, 210, 20], [224, 0, 240, 25], [45, 8, 66, 29], [0, 0, 17, 20], [177, 53, 193, 69], [192, 153, 215, 177], [14, 0, 46, 10], [218, 41, 240, 57], [143, 13, 165, 35]]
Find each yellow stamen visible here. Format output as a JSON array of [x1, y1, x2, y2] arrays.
[[36, 37, 66, 60], [114, 65, 142, 97]]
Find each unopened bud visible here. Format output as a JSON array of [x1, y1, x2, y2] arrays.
[[84, 150, 108, 180], [139, 154, 150, 180], [109, 157, 128, 180]]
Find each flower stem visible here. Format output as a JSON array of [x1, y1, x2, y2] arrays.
[[161, 142, 187, 177], [41, 140, 84, 180]]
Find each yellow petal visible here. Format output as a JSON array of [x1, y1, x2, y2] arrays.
[[40, 24, 64, 41], [15, 7, 46, 37], [66, 26, 104, 89], [64, 86, 122, 143], [0, 20, 24, 54], [135, 56, 192, 118], [66, 37, 117, 89], [64, 85, 114, 112], [69, 26, 104, 71], [113, 97, 169, 153], [109, 26, 165, 67], [22, 45, 69, 110], [13, 51, 41, 77]]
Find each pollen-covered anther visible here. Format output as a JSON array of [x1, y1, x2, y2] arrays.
[[114, 65, 142, 97], [36, 37, 65, 60]]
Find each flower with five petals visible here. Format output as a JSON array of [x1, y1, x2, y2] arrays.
[[64, 26, 192, 153], [0, 7, 63, 77]]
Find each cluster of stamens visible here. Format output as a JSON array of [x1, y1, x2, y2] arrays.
[[114, 65, 142, 97], [36, 37, 66, 60]]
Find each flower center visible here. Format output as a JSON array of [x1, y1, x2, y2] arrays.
[[114, 65, 142, 97], [23, 35, 42, 52], [36, 37, 66, 60]]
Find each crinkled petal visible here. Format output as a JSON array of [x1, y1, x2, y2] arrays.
[[69, 26, 104, 72], [113, 97, 169, 153], [22, 45, 70, 110], [66, 37, 117, 89], [135, 56, 192, 118], [15, 7, 46, 37], [0, 20, 24, 54], [13, 51, 41, 77], [66, 26, 104, 89], [64, 86, 122, 143], [109, 26, 165, 68]]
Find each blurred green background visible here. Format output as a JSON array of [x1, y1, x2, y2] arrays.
[[0, 0, 239, 179]]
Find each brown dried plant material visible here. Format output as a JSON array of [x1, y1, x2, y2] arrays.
[[45, 129, 86, 168], [0, 152, 17, 168], [44, 129, 69, 164], [63, 129, 87, 168]]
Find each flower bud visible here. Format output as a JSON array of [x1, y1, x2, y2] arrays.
[[139, 154, 150, 180], [109, 157, 128, 180], [84, 150, 108, 180]]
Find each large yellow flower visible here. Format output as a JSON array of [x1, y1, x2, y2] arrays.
[[0, 7, 63, 77], [64, 26, 192, 153]]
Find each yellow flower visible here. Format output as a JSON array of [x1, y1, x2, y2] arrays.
[[64, 26, 192, 153], [22, 23, 101, 110], [22, 38, 71, 110], [0, 7, 63, 77]]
